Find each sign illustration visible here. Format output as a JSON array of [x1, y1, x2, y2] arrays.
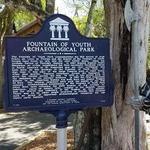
[[4, 14, 114, 112], [49, 17, 69, 40]]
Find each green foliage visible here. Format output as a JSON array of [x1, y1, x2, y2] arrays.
[[92, 8, 106, 37], [14, 10, 35, 31], [73, 7, 106, 37], [147, 41, 150, 69], [40, 0, 46, 11], [73, 16, 87, 35]]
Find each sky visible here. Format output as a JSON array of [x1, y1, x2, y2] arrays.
[[55, 0, 103, 18], [55, 0, 76, 18]]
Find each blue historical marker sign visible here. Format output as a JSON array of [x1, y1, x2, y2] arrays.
[[4, 14, 114, 112]]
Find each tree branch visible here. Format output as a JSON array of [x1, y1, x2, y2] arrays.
[[75, 1, 98, 149], [21, 0, 50, 16], [84, 0, 97, 36], [0, 0, 51, 17]]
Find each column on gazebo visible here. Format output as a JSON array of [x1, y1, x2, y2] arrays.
[[50, 25, 56, 39], [57, 25, 63, 39], [63, 25, 69, 39]]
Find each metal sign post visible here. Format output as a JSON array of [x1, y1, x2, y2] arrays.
[[4, 14, 114, 149], [57, 128, 67, 150], [55, 111, 68, 150]]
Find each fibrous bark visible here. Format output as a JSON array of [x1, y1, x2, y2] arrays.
[[0, 3, 14, 107], [101, 0, 150, 149], [74, 0, 149, 149]]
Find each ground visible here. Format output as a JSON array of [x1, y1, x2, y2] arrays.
[[1, 110, 150, 150], [0, 111, 73, 150], [16, 129, 74, 150]]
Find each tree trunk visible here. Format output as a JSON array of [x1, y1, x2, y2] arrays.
[[46, 0, 55, 15], [0, 4, 14, 108], [101, 0, 149, 150], [74, 0, 149, 149], [73, 1, 101, 150]]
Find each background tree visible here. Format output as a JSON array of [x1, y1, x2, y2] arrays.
[[73, 0, 105, 149]]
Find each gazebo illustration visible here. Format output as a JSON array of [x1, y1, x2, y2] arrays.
[[49, 17, 69, 41]]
